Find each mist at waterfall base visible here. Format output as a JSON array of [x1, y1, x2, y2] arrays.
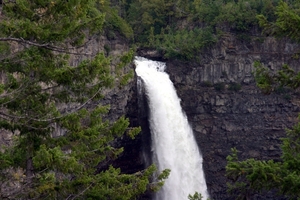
[[135, 57, 209, 200]]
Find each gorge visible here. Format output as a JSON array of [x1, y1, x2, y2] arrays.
[[116, 33, 300, 200], [1, 31, 298, 199], [1, 1, 300, 199]]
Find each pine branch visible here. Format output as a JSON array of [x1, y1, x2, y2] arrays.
[[0, 86, 103, 124], [0, 37, 94, 56], [66, 183, 93, 200]]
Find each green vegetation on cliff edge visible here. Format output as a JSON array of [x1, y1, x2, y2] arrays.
[[124, 0, 282, 60]]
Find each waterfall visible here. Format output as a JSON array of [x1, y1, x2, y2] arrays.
[[135, 57, 209, 200]]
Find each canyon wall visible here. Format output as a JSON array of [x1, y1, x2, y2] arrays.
[[63, 33, 146, 174], [163, 33, 300, 199], [0, 33, 146, 197], [2, 26, 300, 199]]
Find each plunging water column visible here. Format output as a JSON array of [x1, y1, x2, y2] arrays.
[[135, 57, 209, 200]]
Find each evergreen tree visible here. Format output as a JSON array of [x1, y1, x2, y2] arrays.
[[126, 0, 191, 43], [0, 0, 168, 199], [257, 0, 300, 42]]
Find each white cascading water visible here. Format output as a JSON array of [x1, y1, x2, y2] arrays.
[[135, 57, 209, 200]]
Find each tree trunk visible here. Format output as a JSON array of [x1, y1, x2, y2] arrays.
[[26, 156, 34, 180]]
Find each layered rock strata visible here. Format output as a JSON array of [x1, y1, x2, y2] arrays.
[[164, 33, 300, 199]]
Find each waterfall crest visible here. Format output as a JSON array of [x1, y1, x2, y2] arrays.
[[135, 57, 209, 200]]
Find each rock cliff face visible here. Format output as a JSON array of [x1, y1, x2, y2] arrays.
[[2, 28, 300, 199], [0, 33, 146, 196], [163, 33, 300, 199], [70, 34, 146, 174]]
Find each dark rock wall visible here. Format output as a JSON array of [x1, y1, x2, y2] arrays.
[[86, 36, 147, 174], [56, 32, 300, 199], [163, 34, 300, 199], [4, 30, 297, 199], [83, 32, 300, 199]]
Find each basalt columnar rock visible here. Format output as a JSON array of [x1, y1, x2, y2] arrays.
[[163, 33, 300, 199], [65, 32, 300, 199], [53, 31, 300, 199]]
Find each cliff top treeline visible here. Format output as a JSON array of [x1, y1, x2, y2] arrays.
[[110, 0, 299, 60]]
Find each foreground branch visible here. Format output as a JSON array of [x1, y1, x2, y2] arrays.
[[0, 37, 93, 56]]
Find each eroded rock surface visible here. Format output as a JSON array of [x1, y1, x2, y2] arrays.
[[164, 33, 300, 199]]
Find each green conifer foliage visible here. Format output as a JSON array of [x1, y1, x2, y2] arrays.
[[226, 124, 300, 199], [0, 1, 167, 199], [257, 1, 300, 42], [125, 0, 280, 61]]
